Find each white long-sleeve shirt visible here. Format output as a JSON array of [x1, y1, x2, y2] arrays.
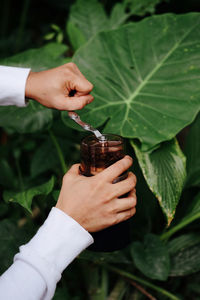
[[0, 66, 94, 299]]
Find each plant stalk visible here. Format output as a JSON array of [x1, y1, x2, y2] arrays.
[[161, 213, 200, 241], [105, 265, 180, 300], [48, 129, 67, 174], [15, 157, 24, 191]]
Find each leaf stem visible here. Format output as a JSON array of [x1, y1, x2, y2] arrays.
[[48, 129, 67, 174], [15, 158, 24, 191], [105, 265, 180, 300], [160, 213, 200, 241]]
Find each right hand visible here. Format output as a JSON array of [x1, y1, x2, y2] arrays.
[[56, 155, 137, 232], [25, 63, 94, 111]]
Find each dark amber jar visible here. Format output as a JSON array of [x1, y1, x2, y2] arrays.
[[79, 134, 131, 252]]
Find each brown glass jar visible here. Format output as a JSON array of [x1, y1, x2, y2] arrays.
[[79, 134, 131, 252]]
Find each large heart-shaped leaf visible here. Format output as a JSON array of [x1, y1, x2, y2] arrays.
[[184, 112, 200, 187], [131, 234, 170, 281], [69, 0, 109, 41], [62, 13, 200, 151], [66, 21, 86, 51], [0, 101, 53, 133], [3, 176, 55, 212], [131, 139, 186, 225]]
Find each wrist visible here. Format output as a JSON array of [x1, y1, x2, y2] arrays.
[[25, 71, 37, 99]]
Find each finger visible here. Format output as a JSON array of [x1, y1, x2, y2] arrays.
[[116, 207, 136, 224], [128, 188, 136, 198], [112, 172, 137, 197], [97, 156, 133, 182], [58, 94, 94, 110], [113, 194, 137, 213], [73, 76, 94, 95]]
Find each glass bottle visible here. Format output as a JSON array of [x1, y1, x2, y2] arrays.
[[79, 134, 131, 252]]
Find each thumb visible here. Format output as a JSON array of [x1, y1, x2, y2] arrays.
[[65, 94, 94, 110], [67, 164, 80, 174], [73, 77, 94, 95]]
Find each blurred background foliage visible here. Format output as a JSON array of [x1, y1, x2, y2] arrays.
[[1, 0, 200, 299]]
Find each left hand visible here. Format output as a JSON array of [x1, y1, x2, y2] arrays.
[[25, 63, 94, 110]]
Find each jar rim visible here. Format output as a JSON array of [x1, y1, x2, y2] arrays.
[[81, 133, 124, 147]]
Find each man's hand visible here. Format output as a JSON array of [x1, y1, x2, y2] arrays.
[[56, 156, 137, 232], [25, 63, 94, 110]]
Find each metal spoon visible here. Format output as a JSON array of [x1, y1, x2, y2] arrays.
[[68, 111, 105, 140]]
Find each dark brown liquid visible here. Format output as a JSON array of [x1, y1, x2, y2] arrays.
[[80, 139, 124, 176], [80, 135, 131, 252]]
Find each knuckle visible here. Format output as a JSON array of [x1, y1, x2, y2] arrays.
[[118, 159, 128, 171], [112, 215, 119, 226], [88, 82, 94, 90], [79, 102, 85, 109], [62, 173, 69, 183], [109, 202, 118, 214], [129, 173, 137, 187], [130, 196, 136, 207], [104, 190, 113, 203], [67, 62, 76, 69], [131, 207, 136, 217]]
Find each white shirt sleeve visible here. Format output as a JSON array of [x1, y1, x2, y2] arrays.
[[0, 66, 31, 107], [0, 207, 94, 300]]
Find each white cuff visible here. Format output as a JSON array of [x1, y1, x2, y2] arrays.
[[0, 66, 31, 107], [14, 207, 93, 300]]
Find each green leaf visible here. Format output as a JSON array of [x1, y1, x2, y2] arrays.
[[0, 101, 53, 133], [131, 139, 186, 225], [168, 233, 200, 255], [30, 135, 72, 177], [109, 3, 129, 30], [51, 24, 61, 32], [56, 32, 64, 44], [3, 176, 55, 212], [69, 0, 109, 40], [0, 159, 16, 188], [63, 13, 200, 151], [131, 234, 170, 281], [0, 43, 69, 71], [124, 0, 162, 16], [170, 243, 200, 276], [0, 219, 33, 273], [79, 249, 132, 265], [161, 192, 200, 241], [184, 112, 200, 187], [66, 21, 86, 51], [44, 32, 56, 40], [179, 191, 200, 224], [30, 139, 60, 177]]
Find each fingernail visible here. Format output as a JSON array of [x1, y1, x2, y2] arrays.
[[125, 155, 133, 161]]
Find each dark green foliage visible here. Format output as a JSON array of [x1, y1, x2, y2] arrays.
[[131, 234, 170, 280]]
